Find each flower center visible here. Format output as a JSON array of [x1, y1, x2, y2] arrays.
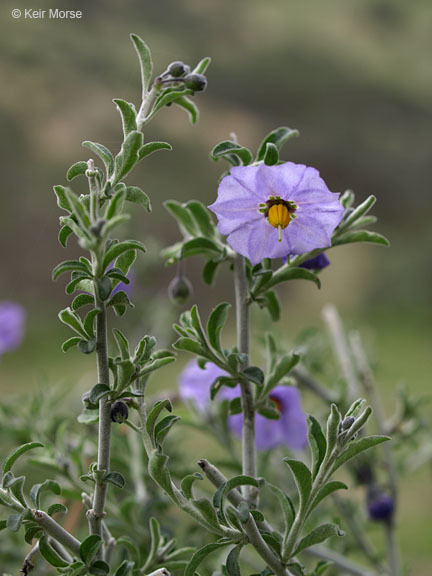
[[259, 197, 297, 242], [269, 394, 283, 413]]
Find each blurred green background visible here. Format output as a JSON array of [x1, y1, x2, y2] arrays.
[[0, 0, 431, 573]]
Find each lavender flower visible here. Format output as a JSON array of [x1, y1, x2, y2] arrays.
[[179, 360, 308, 451], [0, 301, 26, 356], [229, 386, 308, 451], [209, 163, 344, 265]]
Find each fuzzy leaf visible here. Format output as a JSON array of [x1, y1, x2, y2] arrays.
[[256, 127, 299, 161], [138, 141, 172, 161], [39, 534, 69, 567], [207, 302, 230, 353], [294, 523, 344, 555], [83, 141, 114, 178], [113, 99, 137, 137], [130, 33, 153, 92], [80, 534, 103, 564], [283, 459, 312, 509], [125, 186, 152, 212], [332, 230, 390, 247], [67, 161, 88, 181], [184, 541, 231, 576], [3, 442, 44, 474], [308, 416, 327, 479], [333, 435, 390, 472]]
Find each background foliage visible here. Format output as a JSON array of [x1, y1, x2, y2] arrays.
[[0, 0, 431, 573]]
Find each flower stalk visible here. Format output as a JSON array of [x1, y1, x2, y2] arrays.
[[233, 253, 257, 506]]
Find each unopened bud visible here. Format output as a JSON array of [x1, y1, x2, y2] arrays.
[[90, 218, 106, 237], [184, 73, 207, 92], [110, 401, 129, 423], [367, 487, 394, 522], [81, 391, 98, 410], [168, 275, 193, 305], [168, 61, 188, 78]]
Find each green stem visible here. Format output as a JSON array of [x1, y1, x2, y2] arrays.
[[233, 253, 257, 506], [32, 510, 81, 558]]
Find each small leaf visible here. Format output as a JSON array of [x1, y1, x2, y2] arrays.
[[308, 416, 327, 479], [39, 534, 69, 567], [263, 142, 279, 166], [150, 88, 193, 119], [58, 307, 87, 338], [243, 366, 265, 386], [175, 95, 199, 124], [192, 56, 211, 74], [283, 459, 312, 510], [207, 302, 230, 353], [89, 560, 110, 575], [226, 546, 242, 576], [83, 141, 114, 178], [181, 473, 203, 500], [115, 560, 135, 576], [256, 127, 299, 161], [112, 130, 143, 186], [310, 481, 348, 512], [184, 541, 231, 576], [89, 384, 111, 405], [325, 403, 341, 458], [265, 353, 300, 392], [333, 435, 390, 472], [165, 200, 198, 236], [54, 185, 73, 212], [258, 266, 320, 294], [103, 240, 146, 271], [59, 225, 73, 247], [332, 230, 390, 247], [113, 328, 130, 360], [130, 33, 153, 92], [6, 512, 24, 532], [30, 479, 61, 508], [113, 99, 137, 137], [125, 186, 152, 212], [61, 337, 81, 352], [211, 141, 253, 165], [294, 523, 344, 555], [67, 161, 89, 181], [266, 482, 295, 536], [105, 471, 126, 488], [80, 534, 103, 564], [3, 442, 44, 474], [182, 237, 222, 259], [138, 141, 172, 161], [173, 337, 205, 355], [202, 260, 220, 285], [72, 293, 95, 311], [146, 399, 172, 446], [186, 200, 216, 238], [48, 503, 68, 517], [339, 195, 376, 231]]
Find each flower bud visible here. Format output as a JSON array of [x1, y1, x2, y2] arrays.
[[168, 61, 188, 78], [90, 218, 106, 237], [110, 400, 129, 423], [184, 73, 207, 92], [81, 391, 98, 410], [168, 275, 193, 305], [367, 486, 394, 522]]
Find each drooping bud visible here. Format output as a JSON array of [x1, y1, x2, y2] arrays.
[[184, 73, 207, 92], [110, 401, 129, 423], [367, 485, 394, 522], [168, 61, 188, 78], [81, 391, 98, 410], [168, 274, 193, 305]]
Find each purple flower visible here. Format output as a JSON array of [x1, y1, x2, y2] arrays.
[[229, 386, 308, 451], [299, 253, 330, 270], [179, 360, 229, 412], [178, 360, 308, 451], [209, 163, 344, 265], [0, 301, 26, 356]]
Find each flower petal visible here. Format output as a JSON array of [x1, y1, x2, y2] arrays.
[[227, 219, 292, 265]]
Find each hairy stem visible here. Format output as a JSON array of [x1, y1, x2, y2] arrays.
[[87, 299, 112, 554], [233, 253, 257, 505], [350, 331, 399, 576], [32, 510, 81, 558]]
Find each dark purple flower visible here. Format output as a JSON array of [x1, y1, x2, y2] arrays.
[[299, 253, 330, 270], [367, 488, 394, 522], [208, 163, 344, 265], [0, 301, 26, 356], [178, 360, 308, 451]]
